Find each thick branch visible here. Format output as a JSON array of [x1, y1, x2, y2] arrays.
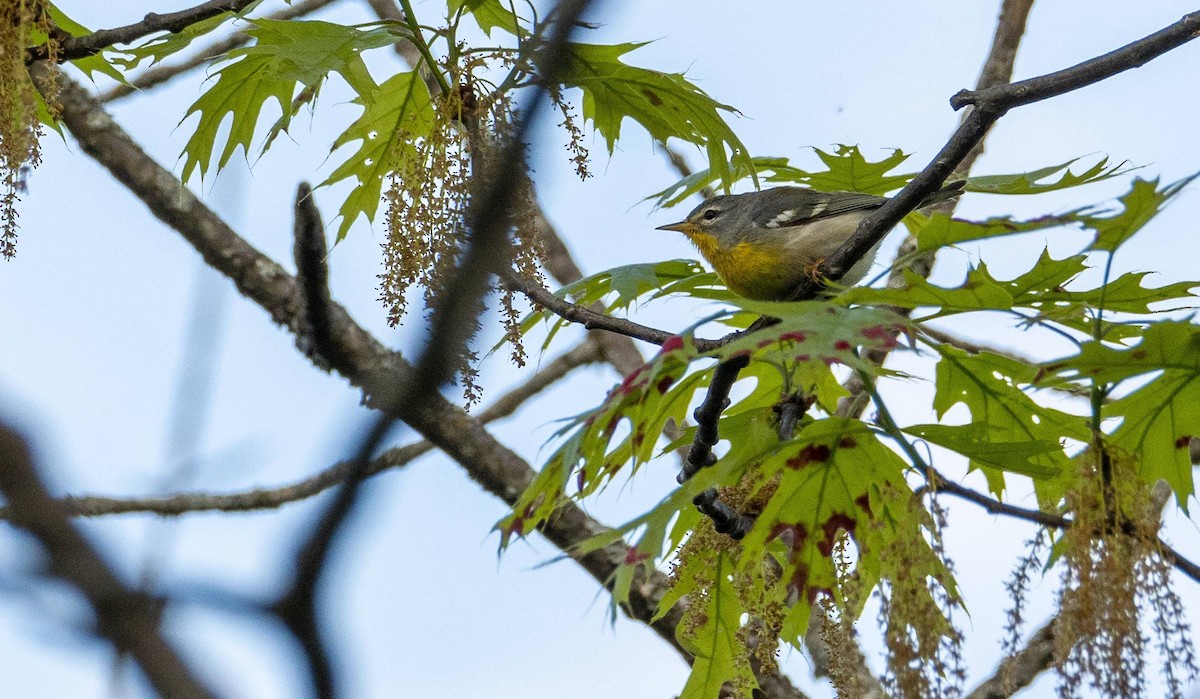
[[966, 619, 1057, 699], [0, 424, 216, 699], [33, 54, 665, 639]]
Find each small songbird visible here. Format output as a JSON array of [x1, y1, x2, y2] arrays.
[[656, 183, 962, 301]]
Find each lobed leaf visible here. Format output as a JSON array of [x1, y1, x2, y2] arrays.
[[904, 423, 1062, 480], [496, 335, 712, 543], [931, 347, 1085, 496], [912, 210, 1087, 253], [1085, 175, 1198, 253], [841, 263, 1014, 315], [965, 157, 1134, 195], [448, 0, 525, 37], [677, 553, 755, 698], [41, 5, 129, 84], [560, 42, 753, 190], [115, 1, 267, 69], [319, 70, 436, 240], [737, 419, 947, 641], [648, 146, 912, 208], [1044, 322, 1200, 505], [178, 52, 296, 183], [179, 18, 407, 184]]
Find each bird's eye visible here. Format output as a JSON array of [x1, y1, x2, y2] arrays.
[[701, 209, 720, 221]]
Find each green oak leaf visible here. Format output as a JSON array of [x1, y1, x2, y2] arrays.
[[179, 52, 296, 183], [904, 423, 1062, 480], [41, 5, 128, 83], [180, 19, 406, 183], [448, 0, 526, 36], [738, 419, 950, 641], [800, 145, 913, 194], [965, 157, 1133, 194], [115, 1, 267, 69], [1045, 322, 1200, 505], [1036, 272, 1199, 315], [319, 70, 436, 240], [648, 146, 912, 208], [841, 263, 1014, 314], [676, 553, 756, 698], [912, 210, 1086, 252], [560, 42, 753, 190], [650, 151, 1125, 210], [496, 334, 711, 543], [1086, 174, 1198, 253], [933, 347, 1086, 496]]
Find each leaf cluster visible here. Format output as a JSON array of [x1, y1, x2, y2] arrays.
[[503, 145, 1199, 696]]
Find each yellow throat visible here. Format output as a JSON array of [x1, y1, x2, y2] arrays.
[[679, 228, 793, 301]]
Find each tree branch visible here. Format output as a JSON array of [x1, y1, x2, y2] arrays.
[[966, 618, 1058, 699], [99, 0, 341, 103], [30, 0, 262, 63], [29, 55, 810, 699], [0, 423, 216, 699], [923, 468, 1200, 586], [272, 4, 600, 692], [951, 10, 1200, 112], [964, 480, 1179, 698], [529, 211, 647, 375], [499, 267, 718, 350], [836, 0, 1037, 420], [360, 0, 647, 380], [821, 9, 1200, 300], [0, 339, 601, 519]]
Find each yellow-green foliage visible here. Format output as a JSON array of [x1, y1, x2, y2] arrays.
[[1, 0, 53, 259]]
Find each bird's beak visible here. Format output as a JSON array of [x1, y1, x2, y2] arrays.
[[656, 221, 692, 233]]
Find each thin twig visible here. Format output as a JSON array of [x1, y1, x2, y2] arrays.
[[29, 0, 262, 63], [924, 468, 1200, 586], [0, 339, 602, 519], [100, 0, 340, 103], [499, 267, 716, 349]]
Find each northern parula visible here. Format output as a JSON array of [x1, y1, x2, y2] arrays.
[[656, 183, 962, 301]]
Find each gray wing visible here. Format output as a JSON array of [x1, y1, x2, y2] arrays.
[[752, 187, 887, 229]]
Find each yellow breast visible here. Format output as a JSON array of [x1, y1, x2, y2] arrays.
[[684, 231, 799, 301]]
